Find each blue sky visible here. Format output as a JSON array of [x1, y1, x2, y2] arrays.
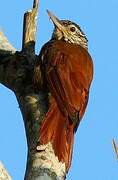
[[0, 0, 118, 179]]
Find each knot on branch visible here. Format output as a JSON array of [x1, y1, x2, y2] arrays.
[[24, 94, 40, 119]]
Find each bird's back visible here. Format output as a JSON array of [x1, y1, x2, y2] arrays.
[[40, 40, 93, 121]]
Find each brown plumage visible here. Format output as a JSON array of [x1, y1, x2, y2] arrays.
[[34, 10, 93, 172]]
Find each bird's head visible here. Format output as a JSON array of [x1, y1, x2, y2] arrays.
[[47, 10, 88, 50]]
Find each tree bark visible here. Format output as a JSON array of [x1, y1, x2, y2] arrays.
[[0, 1, 66, 180]]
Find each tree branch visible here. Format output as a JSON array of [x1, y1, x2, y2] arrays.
[[0, 0, 67, 179], [33, 0, 39, 8], [22, 0, 39, 54], [0, 29, 16, 55], [112, 139, 118, 160], [0, 161, 12, 180]]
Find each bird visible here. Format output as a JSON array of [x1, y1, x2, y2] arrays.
[[33, 10, 93, 173]]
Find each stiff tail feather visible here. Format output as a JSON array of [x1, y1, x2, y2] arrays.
[[39, 103, 75, 172]]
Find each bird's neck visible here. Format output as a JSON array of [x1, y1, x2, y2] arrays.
[[52, 37, 88, 50], [51, 31, 88, 50]]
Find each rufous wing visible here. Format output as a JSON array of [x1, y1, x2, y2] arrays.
[[41, 40, 93, 124]]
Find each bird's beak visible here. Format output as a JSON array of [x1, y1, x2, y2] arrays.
[[47, 10, 65, 32]]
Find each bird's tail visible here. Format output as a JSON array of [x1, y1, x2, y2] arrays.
[[38, 103, 75, 172]]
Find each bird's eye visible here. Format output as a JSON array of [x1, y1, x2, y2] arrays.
[[70, 26, 76, 32]]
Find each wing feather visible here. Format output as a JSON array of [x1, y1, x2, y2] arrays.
[[41, 40, 93, 122]]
